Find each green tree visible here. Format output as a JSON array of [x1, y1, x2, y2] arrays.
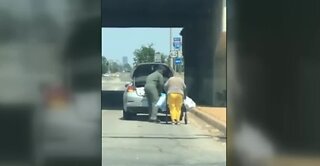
[[133, 44, 168, 66], [133, 44, 155, 66], [102, 56, 108, 74], [160, 53, 167, 63], [123, 63, 132, 72], [110, 61, 121, 73]]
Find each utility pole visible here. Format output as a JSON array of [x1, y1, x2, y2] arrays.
[[169, 28, 174, 70]]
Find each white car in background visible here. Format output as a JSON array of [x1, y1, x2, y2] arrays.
[[122, 63, 174, 119]]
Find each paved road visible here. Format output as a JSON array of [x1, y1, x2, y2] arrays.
[[102, 73, 131, 91], [102, 110, 226, 166], [102, 77, 126, 91]]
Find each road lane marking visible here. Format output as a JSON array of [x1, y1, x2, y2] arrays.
[[102, 134, 214, 139]]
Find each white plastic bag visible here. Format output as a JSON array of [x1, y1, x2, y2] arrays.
[[184, 96, 196, 110], [156, 93, 167, 112]]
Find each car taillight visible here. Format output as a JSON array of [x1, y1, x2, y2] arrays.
[[127, 85, 136, 92]]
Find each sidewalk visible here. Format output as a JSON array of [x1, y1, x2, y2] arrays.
[[190, 106, 226, 136]]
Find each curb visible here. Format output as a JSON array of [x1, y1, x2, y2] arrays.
[[189, 108, 226, 136]]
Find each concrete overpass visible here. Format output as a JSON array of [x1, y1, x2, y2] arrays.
[[102, 0, 226, 106], [59, 0, 320, 161], [102, 0, 320, 157]]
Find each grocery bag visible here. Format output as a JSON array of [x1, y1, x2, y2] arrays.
[[184, 96, 196, 110], [156, 93, 167, 112]]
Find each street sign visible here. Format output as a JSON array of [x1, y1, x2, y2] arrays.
[[173, 37, 182, 50], [175, 57, 182, 64], [170, 50, 177, 58], [154, 52, 162, 63], [173, 37, 181, 41]]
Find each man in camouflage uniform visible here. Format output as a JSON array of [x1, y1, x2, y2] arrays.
[[144, 65, 166, 123]]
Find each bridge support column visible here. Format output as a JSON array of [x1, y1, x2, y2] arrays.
[[182, 0, 224, 106]]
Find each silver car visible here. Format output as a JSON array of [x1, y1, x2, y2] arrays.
[[123, 63, 174, 119]]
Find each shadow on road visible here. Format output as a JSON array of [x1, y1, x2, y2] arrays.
[[101, 90, 123, 110], [119, 114, 173, 124]]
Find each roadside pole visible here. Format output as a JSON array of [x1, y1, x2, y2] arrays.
[[170, 29, 183, 73], [174, 56, 176, 72], [169, 28, 173, 70]]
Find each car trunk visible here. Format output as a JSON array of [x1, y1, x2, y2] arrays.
[[131, 64, 173, 96]]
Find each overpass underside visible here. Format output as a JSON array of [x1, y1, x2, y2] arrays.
[[102, 0, 226, 106]]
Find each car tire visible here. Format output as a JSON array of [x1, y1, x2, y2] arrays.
[[123, 109, 136, 120]]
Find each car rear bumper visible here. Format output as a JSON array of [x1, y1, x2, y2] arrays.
[[126, 107, 164, 115], [126, 106, 149, 114], [126, 99, 148, 107], [125, 91, 163, 114], [125, 92, 148, 107]]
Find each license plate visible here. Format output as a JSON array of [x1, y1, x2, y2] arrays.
[[136, 87, 145, 96]]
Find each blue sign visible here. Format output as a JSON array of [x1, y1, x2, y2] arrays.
[[173, 37, 181, 41], [175, 58, 182, 64], [173, 37, 182, 50]]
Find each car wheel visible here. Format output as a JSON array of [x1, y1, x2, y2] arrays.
[[123, 109, 136, 120]]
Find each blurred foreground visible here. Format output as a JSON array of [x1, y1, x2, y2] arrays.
[[0, 1, 101, 165]]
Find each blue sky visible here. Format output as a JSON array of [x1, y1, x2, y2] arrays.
[[102, 28, 183, 65]]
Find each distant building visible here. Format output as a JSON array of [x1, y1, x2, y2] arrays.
[[122, 56, 128, 65]]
